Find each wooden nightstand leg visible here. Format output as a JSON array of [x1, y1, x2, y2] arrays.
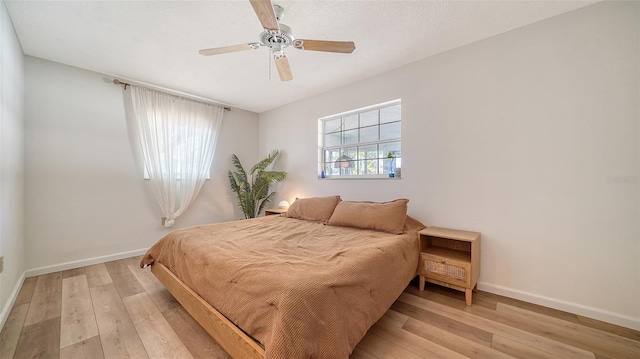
[[419, 275, 425, 291], [465, 288, 472, 306], [473, 283, 478, 293]]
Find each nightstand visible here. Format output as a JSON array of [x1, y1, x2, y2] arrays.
[[264, 208, 287, 216], [418, 227, 481, 306]]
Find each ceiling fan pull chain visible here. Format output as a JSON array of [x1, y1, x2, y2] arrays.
[[268, 50, 272, 80]]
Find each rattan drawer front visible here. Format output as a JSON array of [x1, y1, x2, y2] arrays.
[[420, 253, 470, 287]]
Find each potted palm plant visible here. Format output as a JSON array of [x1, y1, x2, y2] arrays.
[[228, 150, 287, 219]]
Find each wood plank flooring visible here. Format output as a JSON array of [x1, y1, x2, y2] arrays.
[[1, 256, 638, 359]]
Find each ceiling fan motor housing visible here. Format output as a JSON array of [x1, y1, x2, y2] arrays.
[[259, 23, 294, 50]]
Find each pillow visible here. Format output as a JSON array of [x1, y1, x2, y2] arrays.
[[327, 199, 409, 234], [284, 196, 341, 222]]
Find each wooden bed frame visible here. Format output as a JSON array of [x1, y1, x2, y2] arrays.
[[151, 262, 264, 359]]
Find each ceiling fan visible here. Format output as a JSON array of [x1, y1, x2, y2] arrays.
[[199, 0, 356, 82]]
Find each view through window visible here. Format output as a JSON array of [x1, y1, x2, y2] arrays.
[[319, 100, 401, 178]]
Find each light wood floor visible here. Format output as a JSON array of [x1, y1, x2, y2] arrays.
[[1, 256, 639, 359]]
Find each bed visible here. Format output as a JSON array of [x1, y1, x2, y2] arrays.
[[140, 199, 425, 359]]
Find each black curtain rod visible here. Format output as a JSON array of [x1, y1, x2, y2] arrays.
[[112, 79, 231, 111]]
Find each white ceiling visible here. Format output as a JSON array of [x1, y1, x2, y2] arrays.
[[6, 0, 596, 113]]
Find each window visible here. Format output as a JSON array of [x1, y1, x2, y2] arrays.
[[142, 131, 212, 181], [127, 85, 224, 227], [319, 100, 401, 178]]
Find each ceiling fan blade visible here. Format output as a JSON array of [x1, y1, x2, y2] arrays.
[[199, 43, 259, 56], [249, 0, 280, 32], [293, 39, 356, 54], [274, 55, 293, 82]]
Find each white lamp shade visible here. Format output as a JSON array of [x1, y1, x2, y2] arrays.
[[278, 200, 290, 209]]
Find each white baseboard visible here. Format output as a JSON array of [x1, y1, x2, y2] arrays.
[[478, 281, 640, 331], [0, 272, 25, 332], [5, 253, 639, 332], [1, 248, 148, 330], [24, 248, 149, 278]]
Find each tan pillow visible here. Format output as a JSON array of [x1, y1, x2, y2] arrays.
[[327, 199, 409, 234], [284, 196, 341, 222]]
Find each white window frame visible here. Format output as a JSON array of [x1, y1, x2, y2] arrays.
[[318, 99, 401, 179]]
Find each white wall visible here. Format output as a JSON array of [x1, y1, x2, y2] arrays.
[[24, 56, 259, 270], [0, 0, 25, 322], [259, 2, 640, 329]]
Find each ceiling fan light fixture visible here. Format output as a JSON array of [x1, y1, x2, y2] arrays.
[[271, 43, 283, 54], [273, 4, 284, 21]]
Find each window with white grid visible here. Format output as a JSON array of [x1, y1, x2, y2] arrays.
[[319, 100, 401, 178]]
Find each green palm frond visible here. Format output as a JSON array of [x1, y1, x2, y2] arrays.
[[256, 192, 277, 217], [261, 170, 287, 182], [228, 150, 287, 219], [231, 154, 248, 184], [249, 149, 279, 176], [228, 170, 250, 218]]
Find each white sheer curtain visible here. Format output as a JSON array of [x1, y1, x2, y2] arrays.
[[126, 85, 224, 227]]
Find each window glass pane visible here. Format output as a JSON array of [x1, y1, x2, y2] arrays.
[[325, 132, 341, 147], [343, 115, 358, 130], [336, 152, 357, 175], [359, 144, 378, 159], [342, 129, 358, 145], [357, 159, 378, 175], [359, 126, 378, 143], [342, 147, 358, 160], [342, 147, 362, 175], [379, 142, 401, 159], [332, 147, 356, 174], [342, 167, 357, 176], [380, 122, 401, 140], [360, 110, 378, 127], [380, 105, 401, 124], [355, 160, 364, 175], [324, 149, 340, 163], [362, 160, 378, 175], [324, 118, 342, 133], [325, 162, 339, 176]]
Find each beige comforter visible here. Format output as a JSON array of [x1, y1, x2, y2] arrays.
[[141, 215, 425, 359]]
